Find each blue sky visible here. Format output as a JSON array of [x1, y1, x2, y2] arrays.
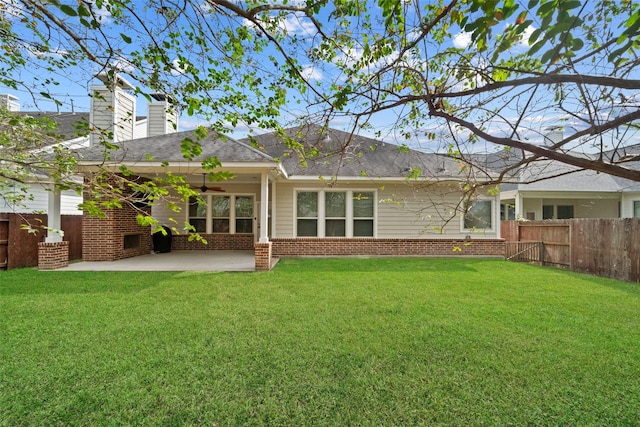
[[0, 0, 638, 154]]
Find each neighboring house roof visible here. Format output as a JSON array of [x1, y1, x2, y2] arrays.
[[17, 111, 148, 143], [501, 158, 640, 193], [17, 112, 90, 141]]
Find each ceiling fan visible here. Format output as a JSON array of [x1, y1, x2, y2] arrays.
[[195, 174, 225, 193]]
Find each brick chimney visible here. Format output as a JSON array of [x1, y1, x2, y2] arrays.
[[147, 93, 178, 137], [89, 73, 136, 146]]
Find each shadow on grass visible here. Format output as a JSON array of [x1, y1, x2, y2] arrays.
[[540, 265, 640, 297], [0, 269, 194, 295]]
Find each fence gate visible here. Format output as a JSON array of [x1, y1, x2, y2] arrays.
[[505, 241, 543, 264]]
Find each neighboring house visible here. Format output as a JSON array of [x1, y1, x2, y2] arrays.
[[66, 120, 504, 270], [0, 73, 177, 219], [497, 154, 640, 221]]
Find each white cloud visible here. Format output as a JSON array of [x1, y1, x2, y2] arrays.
[[26, 45, 70, 60], [453, 31, 472, 49], [300, 65, 322, 81], [171, 58, 185, 76], [278, 13, 316, 37], [242, 11, 316, 38], [87, 0, 112, 24], [519, 25, 535, 47], [111, 56, 136, 73], [0, 0, 23, 19]]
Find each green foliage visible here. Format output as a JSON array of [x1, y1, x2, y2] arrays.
[[1, 0, 640, 231]]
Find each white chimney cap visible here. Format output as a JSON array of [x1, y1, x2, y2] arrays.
[[95, 72, 135, 90]]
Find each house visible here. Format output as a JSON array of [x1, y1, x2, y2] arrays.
[[0, 73, 178, 217], [56, 121, 505, 270], [497, 154, 640, 221]]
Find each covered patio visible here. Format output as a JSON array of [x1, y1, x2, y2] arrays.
[[57, 250, 270, 272]]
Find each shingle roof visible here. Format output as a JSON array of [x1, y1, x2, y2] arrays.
[[240, 124, 468, 179], [74, 129, 275, 164], [17, 112, 90, 140]]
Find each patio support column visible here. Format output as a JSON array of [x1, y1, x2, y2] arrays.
[[259, 172, 269, 243], [255, 172, 273, 271], [39, 188, 69, 270], [515, 193, 524, 220], [45, 188, 63, 243]]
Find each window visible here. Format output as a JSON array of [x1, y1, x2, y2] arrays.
[[188, 197, 207, 233], [212, 196, 230, 233], [187, 194, 254, 234], [353, 192, 374, 236], [557, 205, 574, 219], [235, 196, 254, 233], [634, 201, 640, 218], [463, 200, 493, 230], [543, 205, 554, 220], [325, 192, 346, 237], [297, 191, 318, 236], [295, 190, 376, 237], [500, 204, 515, 221]]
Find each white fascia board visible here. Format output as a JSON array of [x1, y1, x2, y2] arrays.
[[517, 190, 622, 199], [283, 175, 466, 183]]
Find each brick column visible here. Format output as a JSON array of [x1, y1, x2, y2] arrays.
[[38, 241, 69, 270], [254, 241, 272, 271]]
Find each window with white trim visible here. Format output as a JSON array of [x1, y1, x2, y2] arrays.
[[188, 197, 207, 233], [634, 201, 640, 218], [187, 194, 254, 234], [325, 192, 346, 237], [296, 191, 318, 237], [295, 190, 376, 237], [462, 199, 493, 231], [353, 192, 374, 236]]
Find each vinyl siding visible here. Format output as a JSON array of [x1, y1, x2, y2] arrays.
[[271, 181, 499, 239], [0, 185, 82, 215], [89, 86, 135, 145]]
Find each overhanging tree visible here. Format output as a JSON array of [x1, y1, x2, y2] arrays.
[[1, 0, 639, 226]]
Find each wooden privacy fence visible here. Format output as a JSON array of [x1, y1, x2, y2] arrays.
[[0, 213, 82, 270], [501, 219, 640, 283]]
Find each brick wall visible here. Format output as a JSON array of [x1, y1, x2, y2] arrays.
[[271, 238, 505, 257], [82, 176, 152, 261], [83, 206, 152, 261], [171, 233, 255, 251], [38, 241, 69, 270], [255, 242, 272, 271]]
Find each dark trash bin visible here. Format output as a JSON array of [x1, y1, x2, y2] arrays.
[[153, 226, 172, 253]]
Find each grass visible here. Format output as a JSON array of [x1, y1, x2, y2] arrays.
[[1, 258, 639, 426]]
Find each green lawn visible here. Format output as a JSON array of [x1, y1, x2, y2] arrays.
[[1, 258, 639, 426]]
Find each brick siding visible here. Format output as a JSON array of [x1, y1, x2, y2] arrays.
[[171, 234, 254, 251], [271, 238, 505, 257], [38, 241, 69, 270], [82, 176, 152, 262], [254, 242, 272, 271]]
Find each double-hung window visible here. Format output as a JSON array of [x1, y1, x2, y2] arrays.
[[353, 192, 374, 236], [188, 194, 254, 234], [296, 191, 318, 236], [188, 198, 207, 233], [296, 190, 376, 237], [325, 192, 346, 237]]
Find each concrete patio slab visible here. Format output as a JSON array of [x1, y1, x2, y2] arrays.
[[58, 250, 257, 272]]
